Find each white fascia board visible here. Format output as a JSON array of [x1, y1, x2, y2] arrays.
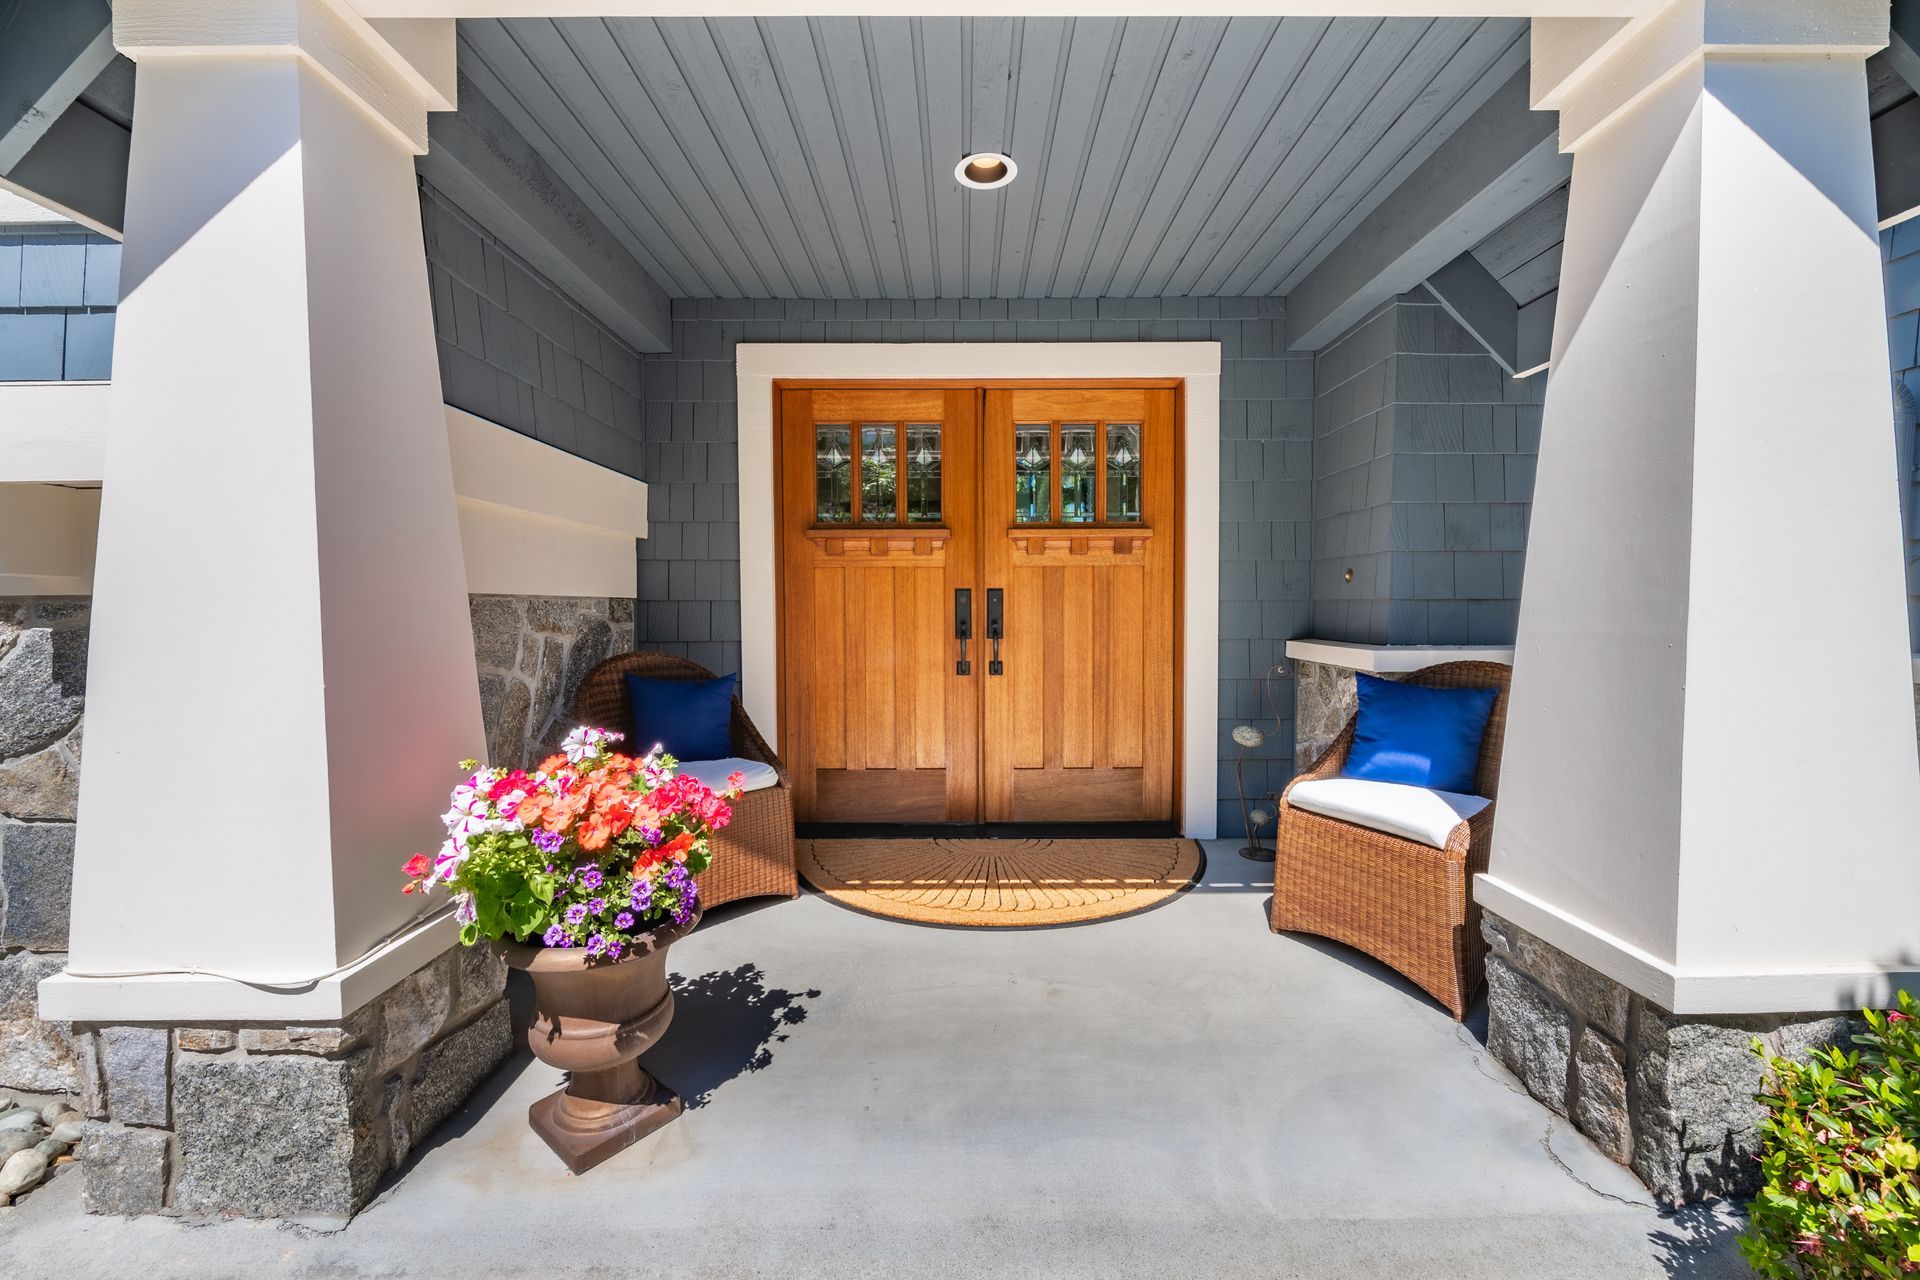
[[40, 909, 458, 1021], [1475, 874, 1920, 1014], [0, 390, 646, 536], [444, 405, 647, 538], [1283, 639, 1517, 673], [353, 2, 1656, 18], [0, 382, 110, 482]]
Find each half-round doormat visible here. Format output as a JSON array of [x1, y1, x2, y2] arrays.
[[797, 837, 1203, 928]]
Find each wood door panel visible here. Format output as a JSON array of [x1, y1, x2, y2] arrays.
[[815, 768, 949, 822], [779, 381, 1174, 826], [981, 386, 1178, 824], [1009, 767, 1147, 822], [781, 386, 978, 822]]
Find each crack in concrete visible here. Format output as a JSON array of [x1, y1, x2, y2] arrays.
[[1452, 1024, 1660, 1210], [1541, 1117, 1657, 1209]]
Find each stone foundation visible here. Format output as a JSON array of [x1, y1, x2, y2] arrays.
[[470, 595, 636, 769], [75, 946, 512, 1219], [1482, 911, 1863, 1205], [0, 598, 88, 1097]]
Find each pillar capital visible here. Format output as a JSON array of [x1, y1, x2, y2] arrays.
[[1534, 0, 1888, 152], [113, 0, 453, 153]]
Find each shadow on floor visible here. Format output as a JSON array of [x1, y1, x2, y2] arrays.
[[1648, 1202, 1753, 1278], [640, 963, 820, 1109]]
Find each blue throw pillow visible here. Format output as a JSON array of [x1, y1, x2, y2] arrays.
[[623, 672, 737, 762], [1341, 672, 1498, 795]]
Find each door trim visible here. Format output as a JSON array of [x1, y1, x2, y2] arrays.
[[737, 342, 1222, 839]]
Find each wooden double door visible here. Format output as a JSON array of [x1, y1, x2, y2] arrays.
[[777, 382, 1179, 824]]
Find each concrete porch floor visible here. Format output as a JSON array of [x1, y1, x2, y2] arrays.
[[4, 842, 1748, 1278]]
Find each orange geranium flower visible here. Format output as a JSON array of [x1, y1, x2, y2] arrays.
[[656, 832, 694, 862]]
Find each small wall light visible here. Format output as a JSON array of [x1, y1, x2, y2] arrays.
[[955, 152, 1017, 190]]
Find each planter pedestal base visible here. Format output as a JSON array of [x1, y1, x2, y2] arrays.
[[529, 1066, 682, 1174]]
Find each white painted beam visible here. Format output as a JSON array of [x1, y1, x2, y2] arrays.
[[1884, 0, 1920, 96], [1424, 252, 1519, 376], [1534, 0, 1888, 153], [0, 0, 115, 173], [0, 102, 127, 235], [1285, 68, 1568, 353], [1873, 98, 1920, 229], [422, 71, 673, 353], [349, 1, 1658, 18], [114, 0, 453, 154]]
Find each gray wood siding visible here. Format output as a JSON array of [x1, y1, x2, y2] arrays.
[[1470, 182, 1568, 306], [461, 15, 1526, 300]]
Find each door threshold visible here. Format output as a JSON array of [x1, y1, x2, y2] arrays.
[[797, 821, 1181, 840]]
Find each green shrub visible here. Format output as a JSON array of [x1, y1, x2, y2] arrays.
[[1741, 991, 1920, 1278]]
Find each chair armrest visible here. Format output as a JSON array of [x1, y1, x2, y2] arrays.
[[730, 706, 791, 787]]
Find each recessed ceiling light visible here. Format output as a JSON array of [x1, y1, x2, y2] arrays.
[[955, 152, 1016, 191]]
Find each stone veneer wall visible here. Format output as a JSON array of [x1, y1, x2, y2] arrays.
[[0, 598, 88, 1097], [470, 595, 636, 770], [1482, 911, 1864, 1205], [74, 949, 510, 1217]]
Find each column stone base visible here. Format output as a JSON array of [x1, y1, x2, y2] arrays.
[[1481, 911, 1863, 1206], [74, 946, 511, 1221]]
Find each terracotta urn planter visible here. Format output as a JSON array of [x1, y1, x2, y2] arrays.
[[497, 906, 700, 1173]]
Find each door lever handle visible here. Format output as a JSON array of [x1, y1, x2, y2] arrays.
[[953, 588, 972, 675], [985, 588, 1004, 675]]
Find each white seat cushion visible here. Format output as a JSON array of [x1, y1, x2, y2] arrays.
[[674, 756, 781, 794], [1286, 778, 1490, 850]]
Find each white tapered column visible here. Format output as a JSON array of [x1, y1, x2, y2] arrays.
[[50, 3, 478, 1010], [1480, 0, 1920, 1014]]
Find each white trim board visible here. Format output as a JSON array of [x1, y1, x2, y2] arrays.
[[1284, 638, 1516, 672], [734, 342, 1223, 838], [0, 391, 648, 600], [1475, 873, 1920, 1014]]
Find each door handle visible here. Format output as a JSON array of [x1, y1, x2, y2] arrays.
[[986, 588, 1004, 675], [954, 588, 972, 675]]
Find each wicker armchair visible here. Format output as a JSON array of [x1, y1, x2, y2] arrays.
[[573, 652, 799, 910], [1269, 661, 1512, 1021]]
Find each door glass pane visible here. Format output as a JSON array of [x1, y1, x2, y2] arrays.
[[1014, 425, 1052, 524], [816, 424, 852, 522], [1060, 424, 1097, 523], [860, 423, 896, 523], [1106, 422, 1142, 522], [904, 424, 941, 522]]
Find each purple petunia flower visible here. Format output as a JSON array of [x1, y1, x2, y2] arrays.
[[614, 911, 635, 930], [606, 940, 625, 960], [580, 868, 604, 891], [564, 903, 588, 925], [631, 882, 653, 910], [585, 934, 607, 957], [542, 924, 567, 947], [588, 897, 606, 915], [531, 828, 565, 854]]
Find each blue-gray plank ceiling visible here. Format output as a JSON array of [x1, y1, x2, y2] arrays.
[[460, 15, 1528, 301]]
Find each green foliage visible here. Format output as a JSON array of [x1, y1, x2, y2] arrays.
[[1742, 991, 1920, 1278]]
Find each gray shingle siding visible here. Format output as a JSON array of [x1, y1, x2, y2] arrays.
[[420, 182, 645, 479], [1883, 223, 1920, 650], [632, 296, 1312, 837], [1310, 290, 1542, 646], [0, 228, 118, 380]]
